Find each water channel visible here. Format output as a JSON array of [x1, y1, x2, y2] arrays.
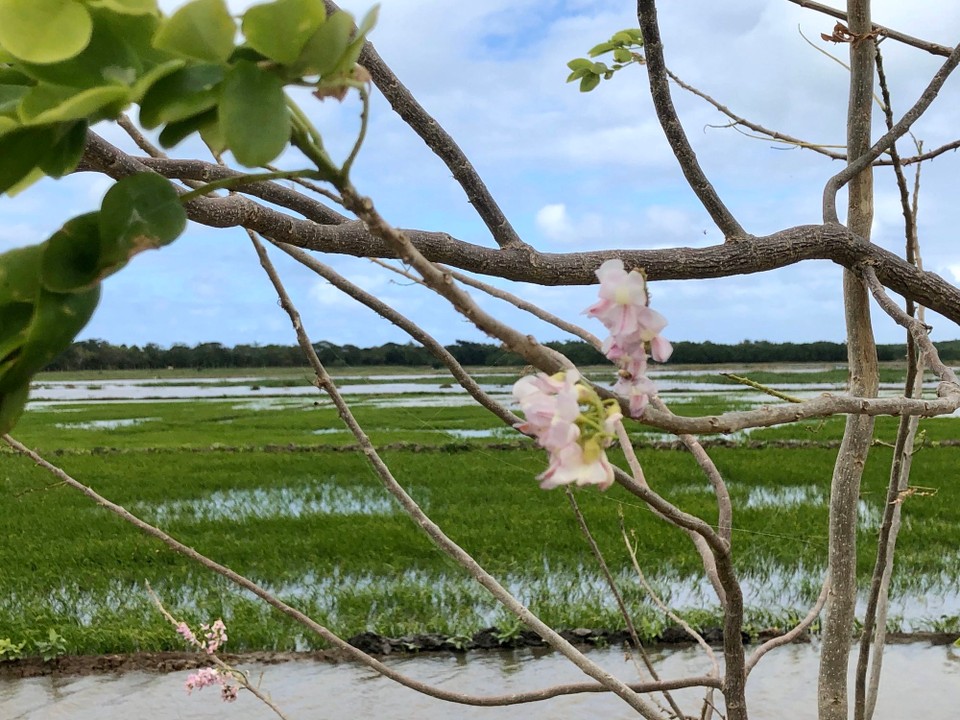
[[4, 643, 957, 719]]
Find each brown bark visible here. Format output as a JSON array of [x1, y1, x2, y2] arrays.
[[819, 3, 879, 719]]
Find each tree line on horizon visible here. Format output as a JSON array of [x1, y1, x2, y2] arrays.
[[43, 337, 960, 372]]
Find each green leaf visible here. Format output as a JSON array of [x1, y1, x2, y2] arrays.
[[0, 284, 99, 393], [5, 167, 45, 196], [0, 0, 92, 64], [0, 245, 42, 304], [567, 58, 594, 72], [153, 0, 236, 63], [0, 117, 17, 135], [86, 0, 157, 14], [129, 59, 185, 103], [99, 172, 187, 265], [219, 60, 289, 166], [0, 125, 54, 194], [356, 4, 379, 37], [19, 84, 129, 125], [138, 64, 224, 128], [40, 212, 104, 293], [590, 62, 609, 74], [0, 382, 29, 435], [242, 0, 325, 65], [613, 47, 632, 63], [0, 68, 33, 85], [38, 121, 88, 178], [17, 9, 144, 88], [587, 41, 615, 57], [0, 302, 33, 365], [157, 107, 216, 148], [579, 73, 600, 92], [199, 114, 226, 155], [292, 10, 353, 76], [0, 84, 28, 115]]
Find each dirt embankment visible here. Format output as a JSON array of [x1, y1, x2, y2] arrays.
[[2, 629, 955, 679]]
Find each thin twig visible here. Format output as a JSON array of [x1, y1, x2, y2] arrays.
[[272, 241, 520, 427], [247, 231, 670, 719], [822, 41, 960, 223], [620, 517, 720, 678], [785, 0, 954, 57], [668, 69, 844, 160], [745, 572, 830, 675], [566, 492, 686, 720]]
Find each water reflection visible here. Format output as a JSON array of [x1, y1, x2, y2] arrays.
[[2, 643, 956, 719]]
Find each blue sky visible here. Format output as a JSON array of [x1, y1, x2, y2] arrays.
[[3, 0, 960, 349]]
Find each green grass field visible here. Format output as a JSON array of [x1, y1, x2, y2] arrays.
[[1, 367, 958, 655]]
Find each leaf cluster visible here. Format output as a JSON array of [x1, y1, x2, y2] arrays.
[[0, 0, 378, 435], [566, 28, 644, 92], [0, 0, 378, 189], [0, 173, 186, 434]]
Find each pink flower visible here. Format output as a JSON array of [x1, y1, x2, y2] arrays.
[[513, 370, 620, 490], [201, 619, 228, 654], [538, 437, 615, 491], [176, 622, 199, 648], [584, 259, 672, 417], [513, 370, 581, 451], [650, 335, 673, 363], [185, 667, 220, 694], [585, 260, 667, 340], [221, 684, 239, 702]]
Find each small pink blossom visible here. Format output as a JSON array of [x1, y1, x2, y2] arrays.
[[201, 619, 228, 654], [513, 370, 620, 490], [513, 370, 581, 452], [176, 622, 199, 648], [585, 259, 671, 417], [185, 667, 220, 694], [185, 666, 239, 703], [538, 438, 615, 491]]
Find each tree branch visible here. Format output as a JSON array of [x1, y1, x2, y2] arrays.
[[321, 1, 528, 251], [78, 134, 960, 328], [785, 0, 955, 57], [822, 40, 960, 223], [636, 0, 746, 240]]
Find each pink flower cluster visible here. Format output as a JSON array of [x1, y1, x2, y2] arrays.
[[513, 369, 622, 490], [176, 618, 228, 654], [584, 259, 672, 416], [185, 666, 239, 703]]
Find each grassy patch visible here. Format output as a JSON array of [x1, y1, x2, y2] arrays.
[[2, 374, 959, 654]]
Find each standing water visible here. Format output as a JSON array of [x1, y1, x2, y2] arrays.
[[3, 642, 958, 719]]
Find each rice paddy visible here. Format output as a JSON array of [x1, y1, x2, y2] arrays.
[[2, 364, 959, 656]]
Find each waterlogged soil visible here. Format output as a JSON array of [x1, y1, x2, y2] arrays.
[[3, 642, 959, 720]]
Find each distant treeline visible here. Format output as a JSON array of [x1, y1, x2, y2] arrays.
[[44, 338, 960, 371]]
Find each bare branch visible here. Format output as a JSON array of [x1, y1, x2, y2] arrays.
[[785, 0, 954, 57], [621, 518, 720, 678], [248, 230, 669, 719], [746, 572, 830, 675], [667, 68, 845, 160], [272, 242, 520, 427], [636, 0, 746, 240], [322, 1, 528, 251], [566, 492, 686, 720], [823, 40, 960, 223], [78, 134, 960, 328], [862, 266, 957, 384]]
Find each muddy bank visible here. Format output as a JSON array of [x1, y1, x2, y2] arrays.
[[2, 628, 955, 679]]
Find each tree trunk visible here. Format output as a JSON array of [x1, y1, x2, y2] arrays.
[[818, 2, 879, 719]]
